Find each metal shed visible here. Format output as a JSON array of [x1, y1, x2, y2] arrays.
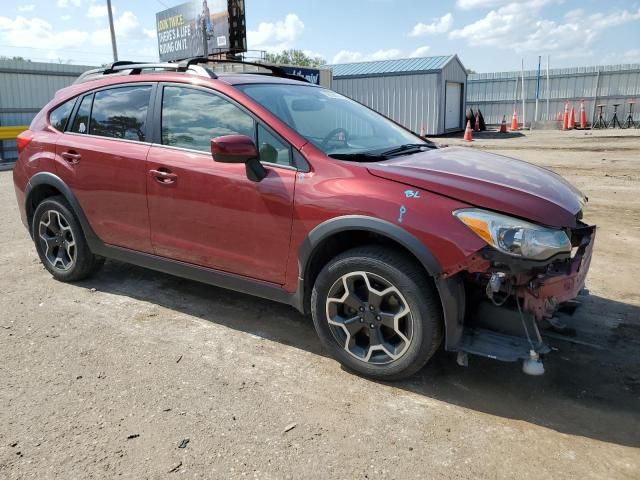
[[330, 55, 467, 136]]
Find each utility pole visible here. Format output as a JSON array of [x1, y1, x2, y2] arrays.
[[107, 0, 118, 62]]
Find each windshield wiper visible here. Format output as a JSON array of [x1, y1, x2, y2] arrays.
[[328, 152, 388, 162], [378, 143, 435, 157]]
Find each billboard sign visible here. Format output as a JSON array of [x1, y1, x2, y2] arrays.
[[156, 0, 244, 61]]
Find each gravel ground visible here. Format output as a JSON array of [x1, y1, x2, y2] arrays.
[[1, 129, 639, 479]]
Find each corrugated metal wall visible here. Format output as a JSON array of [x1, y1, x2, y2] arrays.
[[0, 59, 94, 162], [467, 64, 640, 126], [332, 73, 441, 135]]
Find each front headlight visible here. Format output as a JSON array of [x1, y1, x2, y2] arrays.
[[453, 208, 571, 261]]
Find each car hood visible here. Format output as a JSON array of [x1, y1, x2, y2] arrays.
[[367, 147, 585, 228]]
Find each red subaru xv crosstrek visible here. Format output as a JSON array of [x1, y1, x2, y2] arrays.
[[13, 59, 595, 380]]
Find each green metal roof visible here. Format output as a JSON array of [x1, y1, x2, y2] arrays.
[[331, 55, 455, 78]]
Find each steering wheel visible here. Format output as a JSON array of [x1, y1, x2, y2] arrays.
[[320, 128, 349, 150]]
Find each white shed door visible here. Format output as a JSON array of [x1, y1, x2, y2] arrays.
[[445, 82, 462, 130]]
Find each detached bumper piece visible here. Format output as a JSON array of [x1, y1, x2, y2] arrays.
[[460, 328, 550, 362]]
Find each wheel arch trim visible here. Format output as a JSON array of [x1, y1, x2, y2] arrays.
[[25, 172, 101, 248], [299, 215, 442, 278], [298, 215, 464, 351]]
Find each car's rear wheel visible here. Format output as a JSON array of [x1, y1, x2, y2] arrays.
[[32, 196, 104, 282], [311, 246, 443, 380]]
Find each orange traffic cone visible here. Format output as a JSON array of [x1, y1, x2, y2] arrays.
[[562, 101, 569, 130], [510, 110, 519, 131], [474, 112, 481, 132], [463, 120, 473, 141], [579, 99, 587, 129], [568, 106, 576, 129], [499, 115, 507, 133]]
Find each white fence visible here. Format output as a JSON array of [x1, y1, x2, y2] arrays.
[[467, 64, 640, 126]]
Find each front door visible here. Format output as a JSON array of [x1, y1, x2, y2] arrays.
[[55, 84, 154, 253], [146, 84, 296, 284]]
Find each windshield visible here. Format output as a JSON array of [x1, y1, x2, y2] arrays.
[[236, 83, 430, 159]]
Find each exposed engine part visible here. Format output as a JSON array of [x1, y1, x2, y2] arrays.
[[522, 350, 545, 376], [485, 272, 510, 306], [489, 272, 504, 293]]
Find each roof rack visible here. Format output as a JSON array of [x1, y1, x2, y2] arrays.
[[73, 61, 218, 84], [178, 57, 310, 82], [73, 57, 311, 85]]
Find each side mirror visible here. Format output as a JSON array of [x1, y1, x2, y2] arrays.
[[211, 135, 267, 182]]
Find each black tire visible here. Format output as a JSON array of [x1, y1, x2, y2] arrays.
[[311, 245, 443, 381], [32, 196, 104, 282]]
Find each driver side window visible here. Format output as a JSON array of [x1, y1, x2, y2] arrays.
[[161, 86, 254, 153], [257, 124, 291, 166]]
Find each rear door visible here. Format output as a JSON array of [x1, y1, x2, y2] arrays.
[[145, 83, 296, 284], [55, 84, 154, 253]]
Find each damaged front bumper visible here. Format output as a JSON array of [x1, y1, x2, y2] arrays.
[[521, 225, 595, 320], [444, 223, 596, 373]]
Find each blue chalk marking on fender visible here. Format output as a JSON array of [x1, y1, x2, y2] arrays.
[[398, 205, 407, 223], [404, 190, 420, 199]]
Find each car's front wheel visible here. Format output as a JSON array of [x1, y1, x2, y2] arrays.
[[32, 196, 104, 282], [311, 246, 443, 381]]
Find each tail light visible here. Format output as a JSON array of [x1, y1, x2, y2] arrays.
[[16, 130, 34, 155]]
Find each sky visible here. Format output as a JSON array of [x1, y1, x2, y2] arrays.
[[0, 0, 639, 72]]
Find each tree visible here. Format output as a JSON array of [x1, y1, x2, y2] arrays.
[[264, 49, 326, 67], [466, 68, 477, 74]]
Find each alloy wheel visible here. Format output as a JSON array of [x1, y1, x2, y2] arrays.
[[325, 271, 414, 364], [38, 210, 76, 271]]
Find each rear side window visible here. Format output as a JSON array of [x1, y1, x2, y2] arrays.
[[49, 99, 75, 132], [161, 86, 254, 153], [71, 94, 92, 134], [90, 85, 152, 142]]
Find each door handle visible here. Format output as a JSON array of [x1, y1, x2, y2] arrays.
[[149, 169, 177, 184], [61, 151, 81, 164]]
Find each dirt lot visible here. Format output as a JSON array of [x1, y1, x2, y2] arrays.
[[1, 129, 639, 479]]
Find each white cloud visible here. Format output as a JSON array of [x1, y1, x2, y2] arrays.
[[57, 0, 82, 7], [18, 4, 35, 12], [247, 14, 304, 52], [603, 49, 640, 64], [91, 11, 140, 46], [60, 14, 71, 21], [449, 5, 640, 55], [0, 15, 88, 49], [456, 0, 510, 9], [332, 50, 364, 64], [0, 8, 157, 64], [409, 13, 453, 36], [369, 49, 403, 61], [87, 4, 109, 18], [332, 48, 419, 64], [409, 46, 431, 57], [143, 28, 156, 39]]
